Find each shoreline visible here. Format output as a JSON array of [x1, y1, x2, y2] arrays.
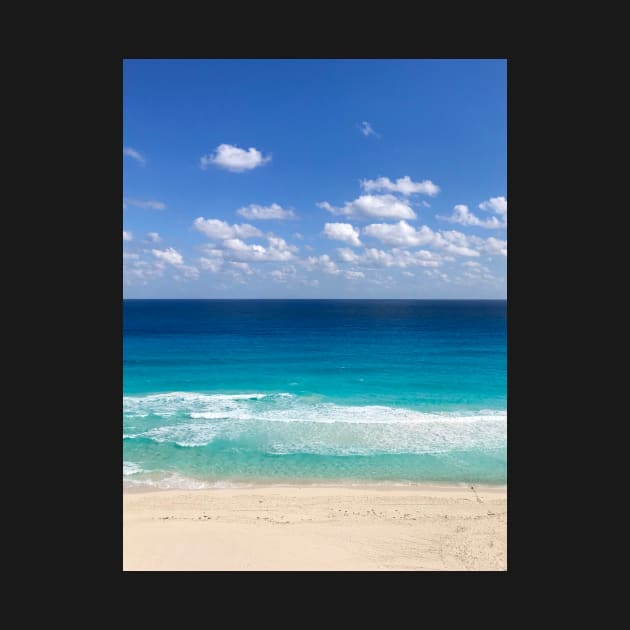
[[124, 484, 507, 571], [124, 480, 507, 493]]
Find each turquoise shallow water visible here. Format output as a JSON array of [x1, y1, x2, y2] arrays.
[[123, 300, 506, 487]]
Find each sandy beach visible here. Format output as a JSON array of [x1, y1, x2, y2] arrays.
[[123, 485, 506, 571]]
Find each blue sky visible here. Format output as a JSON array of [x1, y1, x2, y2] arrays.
[[123, 59, 506, 298]]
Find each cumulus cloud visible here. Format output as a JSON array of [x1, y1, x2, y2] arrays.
[[437, 204, 506, 229], [323, 222, 362, 247], [304, 254, 340, 275], [476, 236, 507, 256], [360, 176, 440, 197], [123, 231, 133, 241], [123, 147, 146, 166], [198, 257, 223, 273], [360, 222, 490, 258], [270, 266, 298, 283], [318, 194, 416, 221], [236, 203, 295, 220], [424, 269, 450, 282], [193, 218, 262, 240], [229, 262, 254, 275], [344, 270, 365, 280], [126, 259, 164, 281], [147, 232, 161, 243], [360, 121, 378, 137], [362, 221, 478, 255], [125, 199, 167, 210], [200, 144, 271, 172], [479, 196, 507, 216], [151, 247, 184, 266], [432, 230, 481, 257], [144, 247, 200, 280], [363, 220, 435, 247], [221, 235, 298, 262], [336, 247, 443, 269]]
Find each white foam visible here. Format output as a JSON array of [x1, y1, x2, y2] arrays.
[[123, 472, 253, 490], [123, 461, 143, 476], [123, 391, 507, 455]]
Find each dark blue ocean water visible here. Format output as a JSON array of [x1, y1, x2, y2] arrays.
[[123, 300, 506, 486]]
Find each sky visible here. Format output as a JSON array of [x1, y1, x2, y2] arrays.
[[123, 59, 506, 298]]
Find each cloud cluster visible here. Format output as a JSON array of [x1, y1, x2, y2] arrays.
[[361, 220, 476, 255], [123, 231, 133, 241], [323, 222, 362, 246], [237, 203, 295, 220], [336, 247, 443, 269], [200, 144, 271, 172], [360, 176, 439, 197], [318, 194, 416, 221], [125, 245, 200, 283], [479, 196, 507, 215], [193, 218, 262, 240], [198, 230, 299, 269], [437, 201, 507, 229], [151, 247, 183, 265]]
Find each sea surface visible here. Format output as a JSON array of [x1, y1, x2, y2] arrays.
[[123, 300, 506, 488]]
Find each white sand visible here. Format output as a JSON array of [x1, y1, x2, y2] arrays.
[[123, 485, 506, 571]]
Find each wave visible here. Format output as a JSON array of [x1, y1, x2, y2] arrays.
[[123, 391, 506, 454]]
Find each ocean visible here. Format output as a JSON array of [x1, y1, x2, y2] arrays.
[[123, 300, 506, 488]]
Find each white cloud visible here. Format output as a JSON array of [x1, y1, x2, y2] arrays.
[[318, 194, 416, 221], [362, 221, 497, 257], [123, 231, 133, 241], [123, 147, 146, 166], [432, 230, 481, 257], [126, 199, 167, 210], [402, 271, 414, 278], [323, 222, 362, 247], [236, 203, 295, 220], [151, 247, 184, 266], [344, 270, 365, 280], [421, 201, 431, 208], [139, 247, 200, 281], [126, 259, 164, 280], [229, 262, 254, 275], [198, 257, 223, 272], [177, 265, 200, 280], [305, 254, 340, 275], [193, 218, 262, 240], [200, 143, 271, 172], [360, 176, 440, 197], [479, 196, 507, 216], [363, 220, 435, 247], [437, 204, 506, 229], [147, 232, 161, 243], [336, 247, 443, 269], [123, 252, 139, 260], [424, 269, 450, 282], [476, 236, 507, 256], [222, 235, 298, 262], [360, 121, 378, 137], [270, 266, 297, 283]]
